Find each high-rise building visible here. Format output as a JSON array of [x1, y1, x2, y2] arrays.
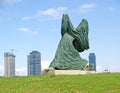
[[89, 53, 96, 71], [4, 52, 15, 77], [27, 51, 41, 76]]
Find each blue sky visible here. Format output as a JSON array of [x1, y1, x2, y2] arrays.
[[0, 0, 120, 76]]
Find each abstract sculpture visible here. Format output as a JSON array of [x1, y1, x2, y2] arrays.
[[49, 14, 89, 70]]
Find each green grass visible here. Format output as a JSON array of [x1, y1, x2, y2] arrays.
[[0, 73, 120, 93]]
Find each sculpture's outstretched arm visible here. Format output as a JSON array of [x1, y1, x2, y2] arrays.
[[61, 14, 74, 37], [75, 19, 89, 51], [76, 19, 89, 36]]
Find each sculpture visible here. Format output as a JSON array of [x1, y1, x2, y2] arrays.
[[49, 14, 89, 70]]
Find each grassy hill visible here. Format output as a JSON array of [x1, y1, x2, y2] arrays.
[[0, 73, 120, 93]]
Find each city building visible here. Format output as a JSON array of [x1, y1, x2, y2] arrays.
[[89, 53, 96, 71], [27, 51, 41, 76], [4, 52, 15, 77]]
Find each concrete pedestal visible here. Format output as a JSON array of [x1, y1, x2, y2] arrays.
[[42, 69, 96, 75]]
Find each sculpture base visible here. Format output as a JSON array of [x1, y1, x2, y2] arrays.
[[42, 69, 96, 75]]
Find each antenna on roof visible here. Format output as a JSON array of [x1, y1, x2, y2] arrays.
[[10, 49, 18, 54]]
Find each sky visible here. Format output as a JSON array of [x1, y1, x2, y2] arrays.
[[0, 0, 120, 76]]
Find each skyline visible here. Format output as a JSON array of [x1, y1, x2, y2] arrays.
[[0, 0, 120, 76]]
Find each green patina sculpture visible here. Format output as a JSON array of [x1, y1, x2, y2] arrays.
[[49, 14, 89, 70]]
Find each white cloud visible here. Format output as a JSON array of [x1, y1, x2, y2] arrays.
[[18, 27, 30, 32], [22, 7, 67, 20], [41, 60, 51, 70], [81, 4, 95, 9], [97, 65, 120, 73], [31, 31, 39, 35], [109, 65, 120, 72], [0, 66, 4, 76], [1, 0, 22, 4], [18, 27, 39, 35], [40, 7, 67, 18], [97, 65, 104, 72], [0, 65, 27, 76], [22, 16, 32, 20], [16, 67, 27, 76], [106, 7, 115, 12], [79, 3, 96, 13]]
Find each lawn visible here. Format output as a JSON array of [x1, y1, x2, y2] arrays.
[[0, 73, 120, 93]]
